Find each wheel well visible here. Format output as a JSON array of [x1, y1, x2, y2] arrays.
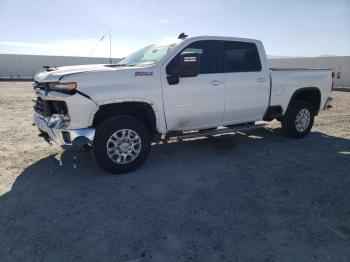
[[92, 102, 159, 140], [287, 88, 321, 115]]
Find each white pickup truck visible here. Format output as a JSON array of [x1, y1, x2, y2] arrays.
[[33, 34, 333, 173]]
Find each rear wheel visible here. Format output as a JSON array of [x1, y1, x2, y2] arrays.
[[281, 100, 315, 138], [93, 116, 151, 174]]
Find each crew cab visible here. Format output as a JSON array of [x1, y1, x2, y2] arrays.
[[33, 34, 333, 173]]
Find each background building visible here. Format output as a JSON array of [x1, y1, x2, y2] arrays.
[[268, 56, 349, 88], [0, 54, 120, 80]]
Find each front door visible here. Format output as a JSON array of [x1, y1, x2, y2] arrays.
[[161, 40, 225, 131]]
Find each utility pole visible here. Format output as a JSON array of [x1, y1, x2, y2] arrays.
[[109, 31, 112, 64]]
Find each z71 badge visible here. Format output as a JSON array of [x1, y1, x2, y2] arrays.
[[135, 72, 153, 76]]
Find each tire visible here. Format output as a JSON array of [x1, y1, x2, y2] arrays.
[[281, 100, 315, 138], [93, 116, 151, 174]]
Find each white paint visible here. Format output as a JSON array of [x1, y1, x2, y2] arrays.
[[223, 40, 270, 124], [32, 36, 333, 135]]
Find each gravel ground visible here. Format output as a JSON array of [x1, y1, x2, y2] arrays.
[[0, 82, 349, 262]]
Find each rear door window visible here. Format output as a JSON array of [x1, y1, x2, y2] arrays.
[[223, 41, 261, 73]]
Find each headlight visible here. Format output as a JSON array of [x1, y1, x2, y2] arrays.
[[49, 82, 77, 92]]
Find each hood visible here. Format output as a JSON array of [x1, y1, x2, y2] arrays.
[[34, 64, 117, 82]]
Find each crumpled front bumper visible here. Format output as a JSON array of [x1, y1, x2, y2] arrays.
[[34, 113, 95, 149]]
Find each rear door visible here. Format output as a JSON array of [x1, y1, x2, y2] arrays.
[[161, 40, 225, 131], [221, 41, 270, 124]]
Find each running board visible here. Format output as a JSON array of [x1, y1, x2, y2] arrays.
[[165, 123, 266, 141]]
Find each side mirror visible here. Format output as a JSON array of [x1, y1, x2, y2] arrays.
[[178, 52, 200, 77]]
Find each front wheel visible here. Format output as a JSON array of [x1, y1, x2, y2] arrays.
[[281, 100, 315, 138], [93, 116, 151, 174]]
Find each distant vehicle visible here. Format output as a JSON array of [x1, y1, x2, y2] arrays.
[[33, 34, 333, 174]]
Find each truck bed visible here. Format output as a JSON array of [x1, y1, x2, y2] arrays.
[[269, 68, 332, 114]]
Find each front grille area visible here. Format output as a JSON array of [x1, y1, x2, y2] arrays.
[[34, 97, 51, 117], [34, 97, 68, 118], [50, 100, 68, 116]]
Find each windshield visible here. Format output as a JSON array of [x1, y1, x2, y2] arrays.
[[118, 40, 182, 66]]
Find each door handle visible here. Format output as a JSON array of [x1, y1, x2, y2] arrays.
[[210, 80, 224, 86], [256, 78, 268, 83]]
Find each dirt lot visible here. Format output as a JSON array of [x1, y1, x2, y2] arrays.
[[0, 82, 349, 262]]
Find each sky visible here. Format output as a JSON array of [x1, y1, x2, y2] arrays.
[[0, 0, 349, 58]]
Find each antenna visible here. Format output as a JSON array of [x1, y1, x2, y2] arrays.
[[109, 30, 112, 64], [90, 30, 112, 63]]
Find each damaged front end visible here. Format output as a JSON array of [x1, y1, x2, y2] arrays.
[[33, 86, 95, 150], [34, 113, 95, 150]]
